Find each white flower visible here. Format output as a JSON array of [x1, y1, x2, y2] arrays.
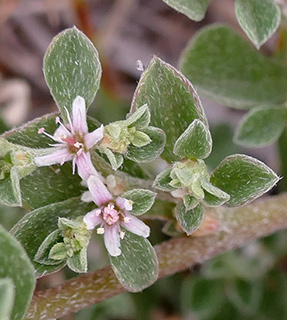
[[34, 96, 104, 181], [83, 175, 150, 257]]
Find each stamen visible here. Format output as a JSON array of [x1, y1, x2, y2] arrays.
[[56, 117, 60, 124], [38, 128, 45, 134], [120, 231, 125, 239], [97, 227, 105, 234], [74, 142, 83, 148], [64, 107, 74, 134]]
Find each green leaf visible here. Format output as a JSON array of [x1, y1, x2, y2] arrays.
[[126, 126, 165, 163], [180, 25, 287, 109], [67, 248, 88, 273], [153, 168, 175, 192], [0, 167, 21, 207], [126, 104, 150, 129], [104, 148, 124, 171], [0, 278, 15, 320], [176, 202, 204, 235], [201, 180, 230, 207], [174, 119, 212, 159], [183, 195, 198, 211], [235, 0, 281, 49], [11, 197, 93, 277], [130, 131, 152, 147], [110, 231, 158, 292], [122, 189, 156, 215], [132, 56, 207, 162], [210, 154, 279, 206], [43, 27, 102, 121], [162, 0, 211, 21], [234, 107, 287, 147], [34, 229, 65, 265], [162, 220, 183, 237], [49, 242, 68, 261], [0, 225, 35, 320]]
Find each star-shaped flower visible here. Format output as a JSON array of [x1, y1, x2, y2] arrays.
[[35, 96, 103, 181], [83, 175, 150, 256]]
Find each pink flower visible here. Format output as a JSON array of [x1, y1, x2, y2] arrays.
[[83, 175, 150, 256], [34, 96, 104, 181]]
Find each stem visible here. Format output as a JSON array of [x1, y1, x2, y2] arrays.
[[25, 193, 287, 320]]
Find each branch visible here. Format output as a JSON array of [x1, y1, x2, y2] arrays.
[[25, 193, 287, 319]]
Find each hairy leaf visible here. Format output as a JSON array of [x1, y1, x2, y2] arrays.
[[0, 225, 35, 320], [44, 27, 102, 122], [11, 198, 93, 277], [235, 107, 287, 147], [235, 0, 281, 49], [180, 25, 287, 109], [110, 231, 158, 292], [174, 119, 212, 159], [0, 278, 14, 320], [161, 0, 211, 21], [210, 154, 279, 206], [122, 189, 156, 215], [132, 56, 207, 162], [176, 202, 204, 235]]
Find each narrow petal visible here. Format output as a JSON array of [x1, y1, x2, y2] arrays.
[[75, 152, 99, 181], [85, 124, 104, 150], [83, 209, 103, 230], [53, 125, 72, 142], [121, 212, 150, 238], [104, 225, 121, 256], [72, 96, 88, 134], [34, 148, 73, 167], [116, 197, 132, 211], [87, 175, 113, 206]]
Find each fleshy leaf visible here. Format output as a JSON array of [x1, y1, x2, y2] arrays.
[[125, 104, 150, 129], [235, 0, 281, 49], [131, 56, 207, 162], [153, 168, 175, 192], [43, 27, 102, 121], [201, 180, 230, 207], [110, 231, 158, 292], [234, 107, 287, 147], [161, 0, 211, 21], [126, 126, 165, 163], [0, 278, 15, 320], [0, 225, 35, 320], [176, 202, 204, 235], [11, 198, 93, 277], [34, 229, 65, 265], [183, 195, 198, 211], [210, 154, 279, 206], [180, 25, 287, 109], [67, 248, 88, 273], [174, 119, 212, 159], [122, 189, 156, 215]]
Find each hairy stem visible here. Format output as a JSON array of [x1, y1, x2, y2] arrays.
[[25, 193, 287, 320]]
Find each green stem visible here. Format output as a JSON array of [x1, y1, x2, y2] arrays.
[[25, 193, 287, 320]]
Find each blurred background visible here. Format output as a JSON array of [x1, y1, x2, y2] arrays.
[[0, 0, 286, 319]]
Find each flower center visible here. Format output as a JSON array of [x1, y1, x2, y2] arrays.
[[102, 203, 120, 225], [61, 135, 85, 154]]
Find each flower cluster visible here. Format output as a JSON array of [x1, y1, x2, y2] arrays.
[[35, 96, 151, 257]]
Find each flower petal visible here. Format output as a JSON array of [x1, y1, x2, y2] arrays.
[[34, 148, 73, 167], [85, 124, 104, 150], [121, 212, 150, 238], [87, 175, 113, 206], [83, 209, 103, 230], [53, 125, 72, 142], [72, 96, 88, 134], [104, 225, 121, 256], [76, 152, 99, 181]]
